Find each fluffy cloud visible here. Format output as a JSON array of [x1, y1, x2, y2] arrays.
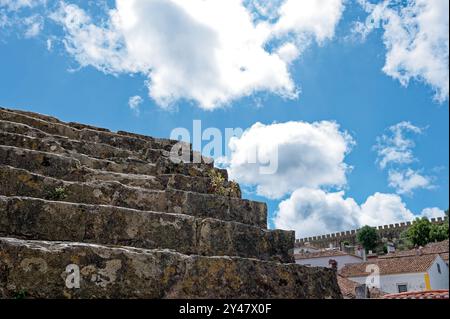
[[274, 189, 443, 238], [374, 121, 423, 169], [227, 121, 354, 199], [358, 192, 415, 226], [50, 3, 130, 73], [388, 168, 433, 195], [357, 0, 449, 102], [274, 188, 361, 238], [51, 0, 345, 109], [273, 0, 345, 44]]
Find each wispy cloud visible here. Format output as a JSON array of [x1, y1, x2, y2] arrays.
[[355, 0, 449, 103], [0, 0, 47, 37], [23, 14, 44, 38], [128, 95, 143, 116], [374, 121, 424, 169], [0, 0, 47, 11], [388, 168, 433, 196], [374, 121, 434, 195]]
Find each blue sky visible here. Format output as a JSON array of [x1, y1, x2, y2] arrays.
[[0, 0, 448, 238]]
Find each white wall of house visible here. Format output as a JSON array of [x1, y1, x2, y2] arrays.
[[350, 272, 427, 294], [428, 256, 449, 290], [348, 256, 449, 294], [296, 255, 362, 270]]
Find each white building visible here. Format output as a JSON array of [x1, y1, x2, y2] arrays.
[[340, 254, 449, 294], [295, 250, 363, 271], [293, 243, 320, 255]]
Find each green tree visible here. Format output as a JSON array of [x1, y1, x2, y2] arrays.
[[405, 216, 449, 246], [430, 224, 448, 242], [445, 209, 449, 228], [429, 220, 449, 242], [406, 217, 432, 246], [356, 226, 379, 252]]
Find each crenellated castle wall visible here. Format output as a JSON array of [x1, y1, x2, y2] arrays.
[[295, 217, 447, 249]]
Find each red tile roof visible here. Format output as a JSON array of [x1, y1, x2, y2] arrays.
[[295, 249, 362, 260], [383, 290, 449, 299], [380, 239, 449, 261], [337, 275, 360, 299], [340, 254, 438, 277], [337, 275, 386, 299]]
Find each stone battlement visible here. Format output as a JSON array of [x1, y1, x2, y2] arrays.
[[0, 107, 341, 299], [296, 218, 446, 249]]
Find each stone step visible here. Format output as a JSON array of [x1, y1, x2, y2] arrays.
[[0, 107, 179, 153], [0, 129, 240, 198], [0, 130, 227, 180], [0, 119, 161, 163], [0, 165, 264, 227], [1, 107, 213, 167], [1, 107, 194, 154], [0, 237, 341, 299], [0, 120, 218, 176], [0, 196, 292, 262], [0, 144, 232, 191], [0, 133, 159, 176]]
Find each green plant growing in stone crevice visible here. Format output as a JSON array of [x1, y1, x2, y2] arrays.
[[14, 290, 27, 299], [46, 186, 68, 201], [208, 169, 240, 198], [228, 180, 241, 197]]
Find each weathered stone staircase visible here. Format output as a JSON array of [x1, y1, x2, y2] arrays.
[[0, 107, 341, 299]]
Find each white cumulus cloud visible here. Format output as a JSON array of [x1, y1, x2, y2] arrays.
[[50, 3, 130, 73], [274, 189, 443, 238], [274, 188, 361, 238], [273, 0, 345, 44], [227, 121, 354, 199], [358, 192, 415, 227], [51, 0, 345, 109], [357, 0, 449, 102]]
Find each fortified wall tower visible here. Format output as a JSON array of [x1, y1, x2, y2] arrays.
[[0, 107, 341, 299], [296, 218, 447, 250]]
